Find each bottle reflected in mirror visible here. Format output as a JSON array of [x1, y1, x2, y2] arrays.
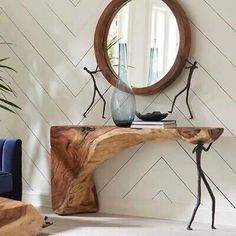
[[148, 39, 158, 86]]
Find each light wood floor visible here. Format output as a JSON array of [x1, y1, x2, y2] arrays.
[[38, 208, 236, 236]]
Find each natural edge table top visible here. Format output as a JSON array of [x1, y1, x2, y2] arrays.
[[50, 126, 223, 215]]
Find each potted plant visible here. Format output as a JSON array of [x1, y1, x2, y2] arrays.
[[0, 57, 21, 113]]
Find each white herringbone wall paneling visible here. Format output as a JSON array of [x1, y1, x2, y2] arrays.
[[0, 0, 236, 225]]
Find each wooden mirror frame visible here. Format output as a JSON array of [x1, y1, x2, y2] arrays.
[[94, 0, 191, 95]]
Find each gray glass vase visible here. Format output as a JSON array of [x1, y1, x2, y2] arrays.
[[111, 43, 136, 127]]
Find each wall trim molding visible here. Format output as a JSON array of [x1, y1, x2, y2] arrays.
[[22, 192, 236, 226], [99, 197, 236, 226], [22, 191, 51, 208]]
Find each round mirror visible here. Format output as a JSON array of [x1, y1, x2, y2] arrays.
[[94, 0, 191, 95]]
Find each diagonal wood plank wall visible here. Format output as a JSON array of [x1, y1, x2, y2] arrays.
[[0, 0, 235, 225]]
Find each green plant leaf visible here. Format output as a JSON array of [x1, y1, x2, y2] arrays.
[[0, 64, 16, 72], [0, 98, 21, 109], [0, 83, 16, 96], [0, 57, 9, 62], [0, 55, 20, 114], [0, 104, 16, 113], [0, 42, 13, 46], [0, 83, 14, 93], [0, 76, 11, 84], [0, 72, 17, 98]]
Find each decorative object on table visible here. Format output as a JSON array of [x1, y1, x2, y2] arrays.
[[187, 142, 215, 230], [111, 43, 136, 127], [94, 0, 191, 95], [83, 66, 106, 119], [136, 111, 168, 121], [169, 60, 198, 119], [83, 37, 120, 119], [130, 119, 176, 129]]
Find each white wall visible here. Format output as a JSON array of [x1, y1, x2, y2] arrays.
[[0, 0, 236, 226]]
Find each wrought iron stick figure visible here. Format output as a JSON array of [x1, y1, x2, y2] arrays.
[[83, 66, 106, 119], [169, 60, 198, 119], [187, 142, 215, 230]]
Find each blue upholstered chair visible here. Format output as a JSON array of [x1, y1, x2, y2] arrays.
[[0, 139, 22, 200]]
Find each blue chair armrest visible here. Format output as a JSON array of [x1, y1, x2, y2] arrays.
[[0, 139, 22, 200]]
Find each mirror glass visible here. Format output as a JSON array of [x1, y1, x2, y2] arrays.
[[107, 0, 180, 88]]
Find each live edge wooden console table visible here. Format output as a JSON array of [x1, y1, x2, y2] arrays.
[[50, 126, 223, 230]]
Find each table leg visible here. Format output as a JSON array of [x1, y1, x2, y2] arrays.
[[187, 143, 216, 230]]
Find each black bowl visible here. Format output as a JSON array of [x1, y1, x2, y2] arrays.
[[136, 111, 168, 121]]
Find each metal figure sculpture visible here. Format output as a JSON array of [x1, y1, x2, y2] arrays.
[[169, 60, 198, 119], [83, 66, 106, 119], [187, 142, 215, 230]]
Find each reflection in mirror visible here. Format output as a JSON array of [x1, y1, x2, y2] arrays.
[[108, 0, 180, 88]]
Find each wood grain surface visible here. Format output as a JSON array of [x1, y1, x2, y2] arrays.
[[0, 197, 44, 236], [50, 126, 223, 215]]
